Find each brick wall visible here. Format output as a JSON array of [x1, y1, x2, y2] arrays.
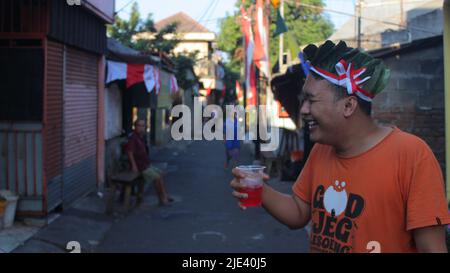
[[372, 44, 445, 172]]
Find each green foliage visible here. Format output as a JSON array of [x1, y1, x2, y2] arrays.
[[107, 3, 152, 49], [172, 53, 200, 90], [107, 2, 179, 55], [217, 0, 334, 78]]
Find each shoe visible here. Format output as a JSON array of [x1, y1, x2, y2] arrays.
[[158, 200, 173, 207], [158, 196, 174, 207]]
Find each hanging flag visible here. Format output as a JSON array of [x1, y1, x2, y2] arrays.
[[274, 8, 288, 37], [106, 61, 127, 83], [240, 5, 255, 101], [221, 83, 227, 99], [107, 61, 158, 94], [206, 85, 212, 97], [126, 64, 145, 89], [153, 67, 161, 94], [253, 1, 266, 63], [236, 81, 243, 101], [247, 64, 257, 106], [253, 0, 270, 78], [169, 74, 179, 94], [144, 65, 156, 93]]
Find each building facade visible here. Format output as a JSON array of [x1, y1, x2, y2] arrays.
[[0, 0, 114, 216]]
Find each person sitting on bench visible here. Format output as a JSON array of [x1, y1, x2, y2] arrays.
[[125, 119, 173, 206]]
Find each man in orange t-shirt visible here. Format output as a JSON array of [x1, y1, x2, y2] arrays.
[[230, 40, 450, 252]]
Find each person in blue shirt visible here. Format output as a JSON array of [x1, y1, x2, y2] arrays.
[[223, 112, 241, 169]]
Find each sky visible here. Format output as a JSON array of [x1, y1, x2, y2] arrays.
[[114, 0, 356, 33]]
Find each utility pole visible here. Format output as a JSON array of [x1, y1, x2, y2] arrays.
[[279, 0, 284, 72], [400, 0, 404, 27], [255, 66, 260, 160], [356, 0, 362, 49]]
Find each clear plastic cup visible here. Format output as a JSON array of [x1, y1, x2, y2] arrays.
[[236, 165, 266, 207]]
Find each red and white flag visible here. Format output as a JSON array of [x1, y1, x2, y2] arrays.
[[241, 5, 257, 107], [169, 74, 179, 94], [106, 60, 159, 94], [253, 0, 270, 78], [236, 81, 243, 101]]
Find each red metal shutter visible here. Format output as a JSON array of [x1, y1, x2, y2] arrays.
[[45, 40, 64, 211], [46, 40, 63, 179], [63, 46, 98, 204]]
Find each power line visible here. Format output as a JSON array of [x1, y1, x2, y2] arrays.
[[116, 0, 136, 14], [286, 0, 441, 36], [186, 0, 218, 33], [204, 0, 221, 26]]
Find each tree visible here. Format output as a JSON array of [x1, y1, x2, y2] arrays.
[[107, 3, 146, 49], [107, 3, 198, 90], [217, 0, 334, 80], [107, 2, 180, 55]]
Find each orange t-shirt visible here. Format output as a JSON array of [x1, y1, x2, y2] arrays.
[[293, 127, 450, 253]]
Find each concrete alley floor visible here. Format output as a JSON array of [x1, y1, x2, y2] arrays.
[[96, 140, 308, 253], [13, 140, 309, 253]]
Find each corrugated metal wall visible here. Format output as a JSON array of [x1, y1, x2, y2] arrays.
[[45, 40, 64, 211], [63, 46, 98, 205], [49, 0, 106, 55], [0, 123, 44, 214]]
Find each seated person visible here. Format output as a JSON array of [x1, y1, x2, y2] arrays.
[[124, 119, 173, 206]]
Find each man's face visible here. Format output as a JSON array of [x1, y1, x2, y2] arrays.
[[135, 120, 146, 135], [300, 75, 346, 144]]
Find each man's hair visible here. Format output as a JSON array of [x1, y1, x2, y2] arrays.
[[134, 119, 145, 126]]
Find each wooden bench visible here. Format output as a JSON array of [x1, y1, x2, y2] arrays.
[[106, 171, 143, 214]]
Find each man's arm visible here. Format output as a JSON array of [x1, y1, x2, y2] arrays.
[[413, 225, 448, 253], [230, 169, 311, 230], [127, 151, 139, 173], [262, 184, 311, 230]]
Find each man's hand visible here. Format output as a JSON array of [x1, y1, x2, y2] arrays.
[[230, 168, 269, 210]]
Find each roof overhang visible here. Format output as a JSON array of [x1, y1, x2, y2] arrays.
[[82, 0, 115, 24]]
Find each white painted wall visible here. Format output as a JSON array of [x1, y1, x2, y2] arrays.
[[104, 83, 123, 140]]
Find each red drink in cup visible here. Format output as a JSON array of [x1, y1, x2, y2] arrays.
[[236, 165, 266, 207]]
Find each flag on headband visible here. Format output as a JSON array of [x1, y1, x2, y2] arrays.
[[302, 40, 391, 102], [298, 52, 310, 76]]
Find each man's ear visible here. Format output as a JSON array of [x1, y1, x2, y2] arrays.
[[343, 96, 358, 118]]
